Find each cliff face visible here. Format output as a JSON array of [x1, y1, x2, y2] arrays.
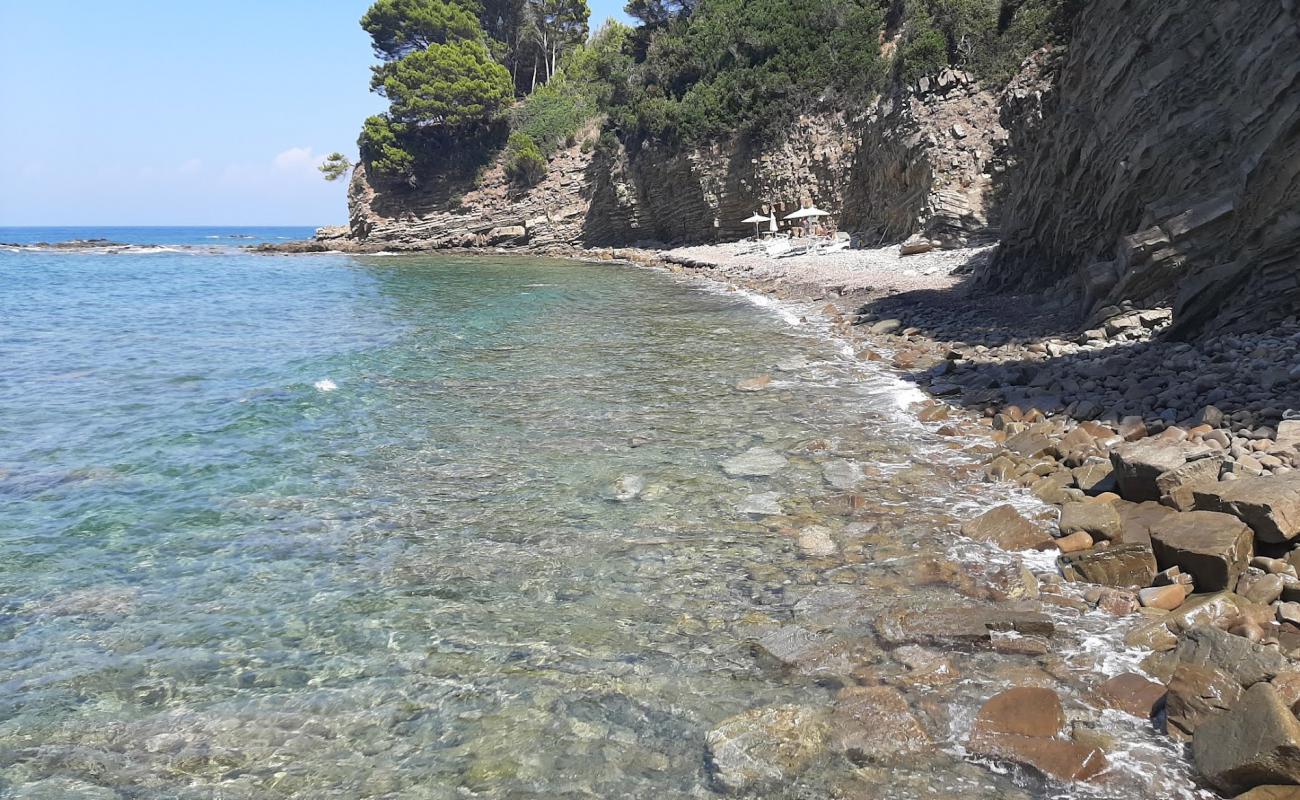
[[341, 72, 1007, 252], [983, 0, 1300, 337]]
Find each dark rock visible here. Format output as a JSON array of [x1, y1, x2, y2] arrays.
[[1110, 440, 1191, 501], [1172, 625, 1291, 689], [1192, 682, 1300, 795], [1165, 663, 1243, 740]]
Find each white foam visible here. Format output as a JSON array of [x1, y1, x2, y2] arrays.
[[314, 379, 338, 393]]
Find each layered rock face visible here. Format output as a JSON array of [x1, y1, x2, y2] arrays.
[[984, 0, 1300, 337], [338, 75, 1007, 252]]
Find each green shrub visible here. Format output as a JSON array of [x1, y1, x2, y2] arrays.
[[358, 114, 417, 185], [504, 132, 547, 186], [896, 22, 948, 83]]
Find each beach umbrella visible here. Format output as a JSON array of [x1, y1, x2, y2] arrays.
[[741, 212, 770, 238], [784, 206, 830, 236]]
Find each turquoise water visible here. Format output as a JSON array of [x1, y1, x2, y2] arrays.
[[0, 232, 1204, 799]]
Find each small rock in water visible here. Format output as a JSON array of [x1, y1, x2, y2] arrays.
[[722, 447, 789, 477], [738, 492, 782, 516], [821, 460, 864, 490], [611, 474, 645, 502], [796, 526, 837, 558], [736, 374, 773, 392], [774, 357, 808, 372]]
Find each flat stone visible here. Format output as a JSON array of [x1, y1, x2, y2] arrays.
[[722, 447, 788, 477], [960, 504, 1050, 550], [821, 460, 863, 490], [829, 686, 931, 763], [1193, 473, 1300, 543], [737, 492, 782, 515], [971, 687, 1065, 738], [869, 319, 902, 334], [1149, 511, 1254, 591], [1005, 431, 1054, 458], [1192, 682, 1300, 795], [1123, 592, 1243, 650], [875, 605, 1054, 650], [1093, 672, 1166, 718], [1234, 788, 1300, 800], [1059, 501, 1123, 541], [1114, 500, 1179, 546], [706, 705, 829, 794], [1058, 543, 1157, 589]]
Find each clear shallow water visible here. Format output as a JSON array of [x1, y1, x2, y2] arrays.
[[0, 233, 1207, 799]]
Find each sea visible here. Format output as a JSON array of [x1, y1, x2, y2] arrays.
[[0, 227, 1210, 798]]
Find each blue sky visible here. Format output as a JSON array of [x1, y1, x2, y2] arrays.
[[0, 1, 630, 226]]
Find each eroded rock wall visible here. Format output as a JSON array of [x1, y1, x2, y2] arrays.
[[984, 0, 1300, 337]]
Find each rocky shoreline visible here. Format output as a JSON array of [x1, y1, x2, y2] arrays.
[[252, 234, 1300, 795], [609, 240, 1300, 797]]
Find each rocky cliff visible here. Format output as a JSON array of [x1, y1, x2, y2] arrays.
[[338, 71, 1007, 253], [984, 0, 1300, 338]]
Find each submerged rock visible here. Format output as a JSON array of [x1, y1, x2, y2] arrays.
[[611, 474, 645, 501], [967, 687, 1109, 782], [705, 705, 830, 794], [737, 492, 782, 515], [722, 447, 788, 477], [960, 504, 1050, 550], [821, 460, 864, 490], [829, 686, 931, 763]]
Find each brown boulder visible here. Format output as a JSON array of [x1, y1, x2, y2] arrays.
[[1058, 543, 1158, 589], [1172, 625, 1292, 689], [968, 687, 1108, 782], [1111, 440, 1193, 501], [960, 505, 1051, 550], [1059, 501, 1123, 541], [1234, 788, 1300, 800], [1192, 682, 1300, 795], [1157, 454, 1226, 511], [1194, 473, 1300, 544], [1166, 663, 1243, 740], [1149, 511, 1254, 591]]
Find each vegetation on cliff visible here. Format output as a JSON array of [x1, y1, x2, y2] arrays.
[[339, 0, 1083, 188]]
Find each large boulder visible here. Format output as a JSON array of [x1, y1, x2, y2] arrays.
[[1149, 511, 1254, 591], [1110, 440, 1194, 501], [1156, 455, 1226, 511], [1171, 625, 1292, 689], [1193, 473, 1300, 544], [1114, 500, 1180, 546], [960, 505, 1051, 550], [967, 687, 1108, 782], [1059, 501, 1124, 541], [1058, 543, 1157, 588], [829, 686, 931, 763], [1192, 682, 1300, 795], [1165, 663, 1243, 740], [705, 705, 830, 794], [485, 224, 527, 245]]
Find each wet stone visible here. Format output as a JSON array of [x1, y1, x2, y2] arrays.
[[1093, 672, 1166, 718], [1166, 663, 1243, 740], [1059, 500, 1123, 541], [967, 687, 1109, 783], [1171, 625, 1292, 689], [738, 492, 782, 515], [822, 460, 864, 490], [960, 504, 1050, 550]]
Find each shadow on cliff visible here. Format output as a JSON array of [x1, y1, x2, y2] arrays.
[[579, 141, 719, 248]]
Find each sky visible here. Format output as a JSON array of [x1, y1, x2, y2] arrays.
[[0, 1, 631, 227]]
